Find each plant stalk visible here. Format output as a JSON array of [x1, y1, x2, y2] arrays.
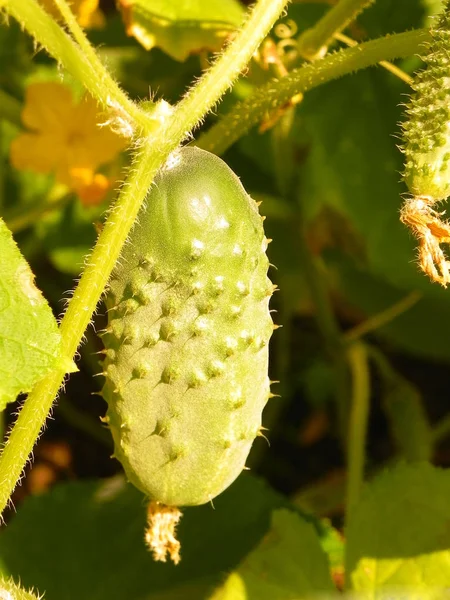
[[345, 342, 370, 522], [4, 0, 155, 134], [197, 28, 429, 156], [297, 0, 376, 60], [334, 32, 413, 85], [52, 0, 139, 121]]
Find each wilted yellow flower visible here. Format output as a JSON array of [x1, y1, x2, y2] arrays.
[[10, 82, 126, 204], [40, 0, 104, 28]]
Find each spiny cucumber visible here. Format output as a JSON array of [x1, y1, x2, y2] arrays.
[[401, 1, 450, 286], [101, 146, 275, 561]]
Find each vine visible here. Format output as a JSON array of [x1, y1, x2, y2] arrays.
[[197, 29, 429, 156]]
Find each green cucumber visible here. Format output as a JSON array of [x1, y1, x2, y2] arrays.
[[101, 146, 275, 559], [401, 1, 450, 285], [403, 2, 450, 200]]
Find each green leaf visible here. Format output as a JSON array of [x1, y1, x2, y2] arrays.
[[209, 509, 337, 599], [0, 576, 42, 600], [0, 218, 60, 409], [118, 0, 244, 61], [0, 474, 339, 600], [346, 462, 450, 597], [298, 69, 422, 290]]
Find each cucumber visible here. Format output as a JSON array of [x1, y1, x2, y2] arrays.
[[401, 1, 450, 286], [403, 4, 450, 200], [101, 146, 275, 561]]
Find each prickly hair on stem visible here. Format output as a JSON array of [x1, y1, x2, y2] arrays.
[[401, 0, 450, 286]]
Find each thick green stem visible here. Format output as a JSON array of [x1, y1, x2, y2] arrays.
[[51, 0, 139, 122], [335, 32, 413, 85], [345, 342, 370, 524], [297, 0, 376, 60], [4, 0, 155, 134], [52, 0, 108, 73], [197, 28, 429, 156], [0, 0, 290, 517], [174, 0, 290, 135]]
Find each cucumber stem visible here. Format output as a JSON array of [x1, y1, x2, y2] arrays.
[[197, 29, 430, 156], [297, 0, 376, 60], [334, 32, 413, 86], [6, 0, 156, 135], [345, 342, 370, 523]]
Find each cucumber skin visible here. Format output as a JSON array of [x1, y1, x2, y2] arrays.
[[403, 3, 450, 200], [102, 147, 274, 507]]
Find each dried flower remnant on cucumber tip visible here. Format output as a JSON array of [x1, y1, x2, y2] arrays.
[[401, 1, 450, 286], [101, 146, 276, 562]]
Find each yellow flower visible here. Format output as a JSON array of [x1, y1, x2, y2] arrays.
[[70, 168, 111, 206], [40, 0, 104, 29], [10, 82, 126, 204]]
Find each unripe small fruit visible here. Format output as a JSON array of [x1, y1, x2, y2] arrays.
[[401, 1, 450, 286], [101, 147, 275, 561]]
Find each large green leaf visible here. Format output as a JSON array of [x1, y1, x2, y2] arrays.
[[209, 509, 336, 599], [346, 462, 450, 597], [0, 474, 340, 600], [118, 0, 244, 61], [0, 218, 60, 408]]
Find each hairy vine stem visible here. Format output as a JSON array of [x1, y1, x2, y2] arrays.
[[334, 32, 413, 85], [197, 28, 430, 156], [0, 0, 290, 516], [4, 0, 156, 135], [297, 0, 376, 59], [52, 0, 108, 77]]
